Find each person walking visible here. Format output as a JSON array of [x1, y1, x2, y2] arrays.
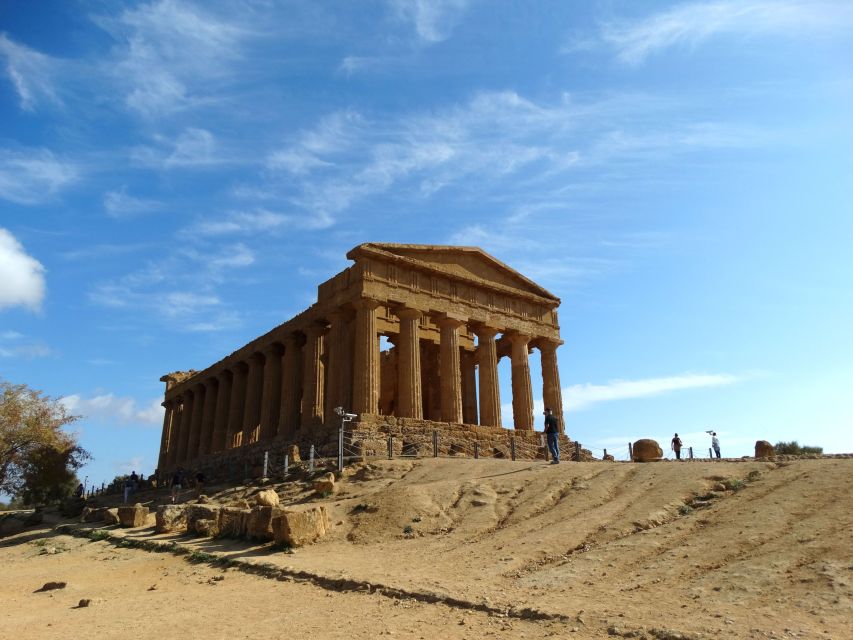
[[544, 407, 560, 464], [671, 433, 683, 460], [710, 432, 721, 459]]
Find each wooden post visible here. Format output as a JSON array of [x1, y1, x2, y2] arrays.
[[388, 436, 393, 460], [432, 430, 438, 458], [709, 447, 712, 459], [511, 437, 516, 461], [688, 447, 693, 460], [628, 442, 633, 461], [575, 441, 581, 462], [474, 441, 479, 459], [603, 448, 608, 459]]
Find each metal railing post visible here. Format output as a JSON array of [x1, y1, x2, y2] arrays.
[[309, 445, 315, 472], [284, 455, 289, 474], [338, 422, 344, 472], [263, 450, 269, 478]]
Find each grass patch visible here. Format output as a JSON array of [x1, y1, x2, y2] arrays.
[[187, 550, 218, 564], [89, 529, 111, 542], [722, 478, 745, 491], [412, 516, 422, 523], [678, 504, 694, 516], [747, 470, 761, 482], [403, 525, 413, 535]]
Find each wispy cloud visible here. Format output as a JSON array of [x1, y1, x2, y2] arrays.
[[61, 393, 163, 426], [103, 187, 163, 218], [565, 373, 740, 412], [0, 329, 52, 359], [596, 1, 853, 65], [388, 0, 473, 43], [0, 228, 46, 312], [0, 33, 62, 111], [132, 127, 221, 168], [0, 147, 78, 204]]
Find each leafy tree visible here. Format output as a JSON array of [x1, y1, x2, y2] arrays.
[[19, 445, 90, 506], [774, 440, 823, 456], [1, 380, 81, 498]]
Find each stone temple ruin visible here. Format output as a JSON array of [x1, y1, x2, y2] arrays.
[[156, 243, 582, 479]]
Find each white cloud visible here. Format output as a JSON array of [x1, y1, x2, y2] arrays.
[[565, 373, 740, 412], [337, 55, 384, 76], [61, 393, 164, 426], [0, 33, 61, 111], [191, 210, 296, 236], [389, 0, 473, 43], [0, 147, 78, 204], [598, 1, 853, 65], [103, 187, 162, 218], [95, 0, 251, 116], [133, 128, 220, 168], [0, 329, 52, 359], [0, 228, 46, 312]]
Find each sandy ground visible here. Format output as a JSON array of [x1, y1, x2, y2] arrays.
[[2, 457, 852, 640]]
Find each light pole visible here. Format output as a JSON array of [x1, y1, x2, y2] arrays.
[[333, 407, 357, 471]]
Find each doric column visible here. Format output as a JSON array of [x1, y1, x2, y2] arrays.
[[186, 383, 206, 459], [242, 352, 265, 445], [278, 334, 303, 438], [259, 343, 283, 442], [324, 309, 354, 424], [301, 324, 326, 428], [438, 317, 465, 423], [166, 399, 183, 467], [198, 378, 218, 455], [540, 339, 564, 433], [475, 327, 502, 427], [461, 350, 478, 425], [352, 298, 381, 415], [509, 333, 534, 430], [210, 369, 232, 453], [175, 390, 195, 463], [227, 362, 248, 448], [396, 307, 423, 419], [157, 400, 175, 472]]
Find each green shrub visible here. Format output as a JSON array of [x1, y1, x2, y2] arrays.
[[403, 525, 413, 535], [678, 504, 693, 515], [774, 441, 823, 456]]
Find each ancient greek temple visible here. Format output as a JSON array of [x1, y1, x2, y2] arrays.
[[156, 243, 566, 475]]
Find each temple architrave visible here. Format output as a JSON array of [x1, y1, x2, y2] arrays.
[[156, 243, 575, 477]]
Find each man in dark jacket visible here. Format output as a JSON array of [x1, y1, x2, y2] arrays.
[[544, 407, 560, 464]]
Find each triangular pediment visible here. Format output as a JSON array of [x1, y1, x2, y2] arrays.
[[350, 243, 558, 302]]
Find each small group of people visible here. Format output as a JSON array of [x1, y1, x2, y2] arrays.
[[123, 471, 140, 503], [169, 467, 206, 503], [670, 431, 721, 460]]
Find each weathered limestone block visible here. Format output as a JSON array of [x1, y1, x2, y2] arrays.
[[155, 505, 187, 533], [755, 440, 775, 459], [288, 445, 301, 462], [217, 506, 250, 538], [102, 508, 120, 525], [632, 439, 663, 462], [272, 506, 330, 547], [81, 507, 107, 523], [185, 504, 221, 535], [118, 503, 149, 528], [255, 489, 280, 507], [246, 506, 281, 540], [602, 453, 615, 461], [195, 518, 219, 537], [312, 472, 338, 495]]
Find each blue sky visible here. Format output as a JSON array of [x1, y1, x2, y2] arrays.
[[1, 0, 851, 487]]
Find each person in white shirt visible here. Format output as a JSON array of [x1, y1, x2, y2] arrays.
[[710, 432, 721, 459]]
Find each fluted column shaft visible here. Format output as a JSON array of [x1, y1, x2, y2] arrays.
[[227, 363, 248, 448], [352, 298, 380, 415], [176, 390, 194, 463], [242, 353, 265, 445], [278, 335, 303, 439], [461, 351, 478, 425], [438, 317, 464, 423], [211, 370, 232, 453], [166, 400, 183, 467], [324, 310, 354, 424], [476, 327, 502, 427], [186, 383, 206, 459], [301, 325, 326, 427], [396, 307, 423, 419], [157, 400, 175, 472], [198, 378, 218, 455], [509, 333, 534, 430], [259, 344, 283, 442], [540, 340, 564, 433]]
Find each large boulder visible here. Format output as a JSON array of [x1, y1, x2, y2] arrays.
[[118, 504, 149, 528], [255, 489, 279, 507], [312, 472, 338, 495], [272, 506, 330, 547], [632, 439, 663, 462], [246, 506, 280, 540], [217, 507, 250, 538], [755, 440, 775, 459], [102, 508, 120, 525], [155, 505, 187, 533], [81, 507, 107, 523], [185, 504, 221, 536]]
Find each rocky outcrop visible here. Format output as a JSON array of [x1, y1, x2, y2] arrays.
[[272, 506, 330, 547], [102, 508, 120, 525], [755, 440, 775, 459], [312, 472, 338, 495], [632, 439, 663, 462], [155, 505, 187, 533], [255, 489, 279, 507], [118, 504, 149, 528]]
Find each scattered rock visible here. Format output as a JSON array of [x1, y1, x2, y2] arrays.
[[312, 472, 337, 495], [217, 506, 250, 538], [195, 518, 219, 537], [81, 507, 108, 523], [102, 508, 120, 525], [755, 440, 775, 459], [255, 489, 280, 507], [155, 505, 187, 534], [288, 445, 301, 463], [246, 505, 279, 540], [76, 599, 91, 608], [118, 503, 149, 528], [35, 581, 67, 592], [272, 506, 330, 547], [197, 494, 211, 503], [185, 504, 221, 535], [632, 439, 663, 462]]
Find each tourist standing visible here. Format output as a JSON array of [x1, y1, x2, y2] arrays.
[[671, 433, 683, 460], [171, 467, 185, 503], [544, 407, 560, 464], [710, 432, 721, 459]]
